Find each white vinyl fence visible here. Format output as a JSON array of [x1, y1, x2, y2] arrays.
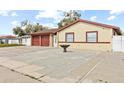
[[22, 37, 31, 46], [112, 36, 124, 52], [8, 39, 19, 44]]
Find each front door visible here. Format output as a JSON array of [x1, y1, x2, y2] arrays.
[[53, 35, 57, 47]]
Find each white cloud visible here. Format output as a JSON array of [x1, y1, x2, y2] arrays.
[[35, 10, 83, 27], [90, 16, 97, 21], [33, 22, 36, 24], [11, 12, 18, 16], [35, 10, 64, 23], [0, 10, 12, 16], [42, 23, 57, 28], [0, 10, 18, 17], [11, 21, 19, 26], [35, 10, 65, 28], [107, 15, 116, 21], [110, 10, 124, 15], [108, 10, 123, 21]]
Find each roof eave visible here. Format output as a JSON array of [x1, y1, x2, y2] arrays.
[[113, 28, 122, 35], [31, 32, 56, 35], [57, 19, 121, 32]]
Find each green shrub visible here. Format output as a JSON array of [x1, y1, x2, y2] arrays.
[[0, 44, 24, 47], [1, 41, 4, 44]]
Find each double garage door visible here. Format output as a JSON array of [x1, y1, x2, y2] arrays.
[[32, 35, 49, 46]]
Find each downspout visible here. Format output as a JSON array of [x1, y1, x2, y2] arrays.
[[57, 32, 59, 47]]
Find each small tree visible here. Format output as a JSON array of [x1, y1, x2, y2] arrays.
[[58, 10, 81, 28], [64, 10, 81, 20], [21, 20, 33, 34], [13, 20, 49, 37], [33, 23, 43, 32], [13, 26, 25, 44], [21, 20, 29, 27], [24, 24, 33, 34], [12, 19, 52, 44], [13, 26, 25, 37]]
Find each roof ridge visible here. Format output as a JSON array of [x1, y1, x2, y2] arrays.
[[78, 19, 120, 29], [56, 18, 121, 35]]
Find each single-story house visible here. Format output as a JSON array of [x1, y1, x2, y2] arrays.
[[31, 19, 122, 51], [0, 35, 19, 44], [0, 35, 31, 46]]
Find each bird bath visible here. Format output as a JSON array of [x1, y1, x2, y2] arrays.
[[60, 45, 70, 52]]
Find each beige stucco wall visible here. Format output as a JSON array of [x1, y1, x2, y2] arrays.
[[58, 22, 113, 51], [58, 43, 111, 51]]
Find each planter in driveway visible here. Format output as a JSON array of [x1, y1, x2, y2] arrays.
[[60, 45, 70, 52]]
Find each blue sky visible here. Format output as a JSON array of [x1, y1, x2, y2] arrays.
[[0, 10, 124, 35]]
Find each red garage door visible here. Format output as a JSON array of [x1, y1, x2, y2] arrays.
[[41, 35, 49, 46], [32, 36, 40, 46], [32, 35, 50, 46]]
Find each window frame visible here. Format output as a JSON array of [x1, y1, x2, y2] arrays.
[[65, 32, 74, 43], [86, 31, 98, 43]]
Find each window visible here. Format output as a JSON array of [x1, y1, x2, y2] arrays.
[[86, 32, 98, 42], [66, 33, 74, 42]]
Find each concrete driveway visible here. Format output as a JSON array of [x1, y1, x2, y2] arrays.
[[0, 66, 40, 83], [0, 46, 124, 83]]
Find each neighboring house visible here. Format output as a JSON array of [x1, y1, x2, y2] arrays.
[[0, 35, 31, 46], [31, 19, 122, 51], [21, 35, 31, 46], [0, 35, 19, 44]]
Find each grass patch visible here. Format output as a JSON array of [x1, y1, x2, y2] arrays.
[[0, 44, 24, 47]]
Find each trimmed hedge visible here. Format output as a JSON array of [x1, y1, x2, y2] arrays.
[[0, 44, 24, 47]]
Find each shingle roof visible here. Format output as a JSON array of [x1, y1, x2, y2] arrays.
[[31, 19, 121, 35], [0, 35, 16, 39], [31, 28, 58, 35], [56, 19, 121, 35]]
